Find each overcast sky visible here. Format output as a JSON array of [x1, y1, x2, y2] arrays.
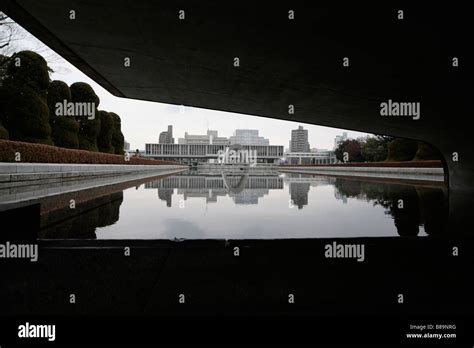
[[2, 16, 372, 151]]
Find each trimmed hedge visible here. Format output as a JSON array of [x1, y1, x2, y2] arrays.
[[2, 51, 53, 145], [4, 51, 50, 92], [0, 139, 181, 165], [97, 110, 114, 153], [48, 80, 80, 149], [110, 112, 124, 154], [70, 82, 101, 152], [4, 88, 53, 145]]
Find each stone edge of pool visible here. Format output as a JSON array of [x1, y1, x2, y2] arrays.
[[278, 166, 445, 182], [0, 162, 189, 187]]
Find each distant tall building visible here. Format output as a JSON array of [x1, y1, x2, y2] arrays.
[[124, 140, 130, 151], [289, 126, 310, 152], [334, 132, 348, 149], [289, 126, 311, 164], [229, 129, 269, 146], [159, 125, 174, 144], [178, 130, 229, 145]]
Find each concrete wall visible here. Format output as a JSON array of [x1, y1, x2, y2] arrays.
[[0, 167, 188, 204], [0, 163, 188, 188], [279, 166, 445, 182]]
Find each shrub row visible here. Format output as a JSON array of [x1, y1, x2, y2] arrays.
[[0, 140, 181, 165]]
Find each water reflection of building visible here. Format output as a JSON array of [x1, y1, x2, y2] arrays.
[[289, 182, 310, 209], [158, 188, 173, 207], [282, 174, 335, 187], [145, 175, 283, 205], [282, 174, 336, 208]]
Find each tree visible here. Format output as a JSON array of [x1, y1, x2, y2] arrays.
[[0, 54, 7, 81], [414, 142, 442, 161], [387, 138, 419, 161], [0, 55, 7, 135], [70, 82, 100, 151], [110, 112, 125, 154], [4, 50, 50, 92], [361, 135, 392, 162], [0, 121, 8, 139], [4, 88, 52, 144], [0, 12, 22, 53], [334, 139, 348, 162], [335, 139, 365, 162], [1, 12, 62, 63], [47, 80, 79, 148], [97, 110, 114, 153], [2, 51, 52, 144]]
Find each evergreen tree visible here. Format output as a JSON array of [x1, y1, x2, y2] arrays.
[[387, 138, 419, 161], [0, 121, 8, 139], [2, 51, 52, 144], [97, 110, 114, 153], [110, 112, 124, 154], [70, 82, 100, 151], [47, 80, 79, 148], [414, 142, 442, 161]]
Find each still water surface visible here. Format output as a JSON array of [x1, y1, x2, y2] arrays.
[[39, 171, 448, 239]]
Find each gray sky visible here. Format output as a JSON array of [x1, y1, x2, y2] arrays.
[[2, 16, 371, 151]]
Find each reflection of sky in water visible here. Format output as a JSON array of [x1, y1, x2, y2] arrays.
[[88, 173, 447, 239]]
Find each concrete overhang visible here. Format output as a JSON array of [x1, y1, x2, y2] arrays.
[[1, 1, 472, 229]]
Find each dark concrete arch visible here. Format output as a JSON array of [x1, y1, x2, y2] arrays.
[[3, 0, 472, 232]]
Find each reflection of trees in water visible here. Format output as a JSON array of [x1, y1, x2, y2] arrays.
[[96, 192, 122, 228], [333, 179, 363, 199], [388, 185, 420, 237], [334, 179, 447, 236], [416, 187, 447, 236], [40, 191, 123, 239]]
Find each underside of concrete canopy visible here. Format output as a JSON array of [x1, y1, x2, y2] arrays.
[[2, 0, 472, 231]]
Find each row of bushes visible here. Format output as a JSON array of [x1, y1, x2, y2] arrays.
[[0, 139, 180, 165], [334, 136, 443, 163], [0, 51, 125, 154]]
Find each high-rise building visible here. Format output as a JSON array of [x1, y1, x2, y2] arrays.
[[124, 140, 130, 151], [178, 130, 229, 145], [289, 126, 311, 164], [229, 129, 269, 146], [289, 126, 310, 152], [334, 132, 348, 149], [159, 125, 174, 144]]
